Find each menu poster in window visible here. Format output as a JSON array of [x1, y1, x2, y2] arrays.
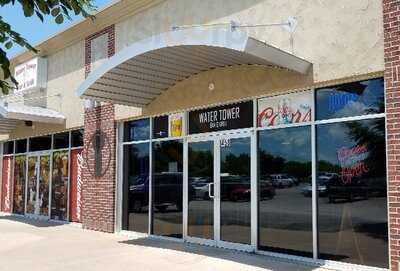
[[51, 151, 69, 220], [257, 91, 312, 127], [169, 113, 184, 137], [189, 101, 253, 134], [69, 148, 84, 222], [1, 156, 14, 213]]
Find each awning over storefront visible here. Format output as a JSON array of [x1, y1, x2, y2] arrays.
[[0, 102, 65, 134], [77, 28, 313, 107]]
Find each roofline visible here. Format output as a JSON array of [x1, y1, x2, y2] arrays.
[[11, 0, 121, 60], [10, 0, 165, 67]]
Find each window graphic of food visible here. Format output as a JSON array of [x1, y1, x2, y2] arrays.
[[169, 113, 183, 137]]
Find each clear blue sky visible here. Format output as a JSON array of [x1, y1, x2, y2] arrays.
[[0, 0, 113, 57]]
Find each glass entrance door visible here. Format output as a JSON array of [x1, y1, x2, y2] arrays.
[[219, 136, 251, 246], [187, 140, 215, 244], [26, 154, 51, 218], [186, 134, 252, 250]]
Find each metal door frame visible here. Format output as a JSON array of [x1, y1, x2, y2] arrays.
[[184, 130, 255, 252]]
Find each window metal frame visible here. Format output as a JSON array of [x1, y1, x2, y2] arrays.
[[116, 78, 388, 271]]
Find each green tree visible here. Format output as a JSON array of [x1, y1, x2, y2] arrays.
[[0, 0, 96, 94]]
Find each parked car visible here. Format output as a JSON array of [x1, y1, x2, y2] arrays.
[[129, 172, 195, 212], [301, 177, 328, 197], [326, 176, 369, 203], [190, 177, 213, 200], [270, 174, 295, 188], [221, 175, 251, 202], [259, 175, 276, 200]]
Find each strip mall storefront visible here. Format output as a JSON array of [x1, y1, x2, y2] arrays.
[[2, 1, 400, 271], [114, 78, 387, 270], [0, 130, 84, 222]]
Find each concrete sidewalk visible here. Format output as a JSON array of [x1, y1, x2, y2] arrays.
[[0, 215, 331, 271]]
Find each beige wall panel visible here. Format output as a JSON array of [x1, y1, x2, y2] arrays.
[[6, 41, 85, 140], [144, 65, 312, 116], [115, 0, 383, 83], [45, 40, 85, 130]]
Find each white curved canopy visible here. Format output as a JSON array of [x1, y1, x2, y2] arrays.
[[77, 28, 312, 107]]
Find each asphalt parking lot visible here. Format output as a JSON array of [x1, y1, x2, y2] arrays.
[[0, 214, 333, 271]]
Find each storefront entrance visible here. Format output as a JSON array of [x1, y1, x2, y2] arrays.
[[185, 132, 254, 251], [25, 153, 51, 219]]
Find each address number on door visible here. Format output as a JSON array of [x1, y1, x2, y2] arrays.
[[220, 138, 231, 148]]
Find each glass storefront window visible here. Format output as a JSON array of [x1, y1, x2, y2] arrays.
[[122, 143, 150, 233], [124, 119, 150, 142], [53, 132, 69, 149], [258, 126, 312, 257], [153, 116, 169, 139], [316, 78, 384, 120], [71, 129, 84, 147], [13, 155, 26, 214], [152, 140, 183, 238], [317, 118, 388, 268], [3, 141, 14, 155], [15, 139, 27, 153], [29, 135, 52, 152], [51, 151, 69, 220]]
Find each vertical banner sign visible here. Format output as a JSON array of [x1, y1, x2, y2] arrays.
[[257, 91, 312, 127], [69, 148, 84, 222], [1, 156, 14, 213]]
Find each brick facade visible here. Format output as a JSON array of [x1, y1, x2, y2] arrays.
[[82, 25, 116, 233], [384, 1, 400, 270]]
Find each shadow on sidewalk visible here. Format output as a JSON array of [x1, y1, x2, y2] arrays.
[[0, 214, 68, 228], [119, 237, 325, 271]]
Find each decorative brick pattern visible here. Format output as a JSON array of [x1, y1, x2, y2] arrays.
[[84, 25, 115, 78], [384, 1, 400, 270], [82, 25, 116, 233]]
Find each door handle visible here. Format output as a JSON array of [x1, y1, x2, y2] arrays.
[[208, 183, 214, 199]]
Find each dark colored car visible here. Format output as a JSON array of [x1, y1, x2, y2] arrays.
[[129, 172, 195, 212], [259, 175, 276, 200], [326, 176, 369, 203], [221, 176, 251, 202]]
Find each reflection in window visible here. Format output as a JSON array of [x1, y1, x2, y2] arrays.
[[316, 78, 384, 120], [3, 141, 14, 155], [53, 132, 69, 149], [122, 143, 149, 233], [258, 126, 312, 257], [317, 118, 388, 268], [152, 140, 183, 238], [220, 137, 251, 244], [71, 129, 84, 147], [29, 135, 52, 152], [188, 141, 214, 239], [124, 119, 150, 142], [15, 139, 27, 154]]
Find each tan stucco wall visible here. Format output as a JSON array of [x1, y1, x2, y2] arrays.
[[4, 0, 385, 137], [114, 0, 384, 119], [4, 41, 85, 140], [144, 65, 313, 117]]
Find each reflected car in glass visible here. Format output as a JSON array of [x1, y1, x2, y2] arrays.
[[326, 175, 369, 203], [270, 174, 296, 188], [221, 175, 251, 202]]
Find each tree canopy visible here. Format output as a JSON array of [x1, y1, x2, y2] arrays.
[[0, 0, 96, 94]]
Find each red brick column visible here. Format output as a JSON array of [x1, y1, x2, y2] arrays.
[[384, 1, 400, 270], [81, 25, 116, 233]]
